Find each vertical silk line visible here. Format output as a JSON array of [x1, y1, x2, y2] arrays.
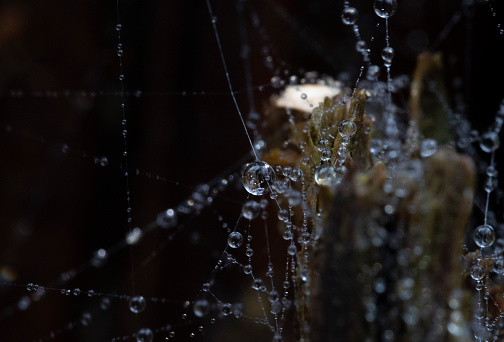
[[115, 0, 136, 295], [205, 0, 259, 161]]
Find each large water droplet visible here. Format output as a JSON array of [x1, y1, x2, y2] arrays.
[[315, 166, 336, 186], [420, 139, 437, 158], [136, 328, 153, 342], [341, 7, 359, 25], [373, 0, 398, 18], [479, 131, 500, 153], [338, 120, 357, 137], [242, 161, 276, 196], [193, 299, 210, 317], [470, 265, 485, 281], [129, 295, 147, 314], [473, 224, 495, 248], [227, 232, 243, 248], [381, 47, 394, 66], [242, 200, 261, 220]]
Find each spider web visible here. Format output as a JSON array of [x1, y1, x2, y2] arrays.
[[1, 0, 504, 341]]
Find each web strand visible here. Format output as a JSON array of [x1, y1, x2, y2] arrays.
[[205, 0, 259, 161]]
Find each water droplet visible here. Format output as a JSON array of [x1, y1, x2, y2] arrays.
[[287, 244, 297, 256], [129, 295, 147, 314], [470, 265, 485, 281], [88, 290, 95, 297], [126, 228, 143, 245], [315, 166, 336, 186], [244, 264, 253, 274], [202, 283, 210, 292], [473, 224, 495, 248], [272, 333, 284, 342], [100, 156, 109, 167], [242, 200, 261, 220], [219, 302, 232, 316], [367, 65, 380, 81], [479, 131, 500, 153], [156, 209, 177, 229], [486, 165, 498, 177], [290, 168, 303, 182], [373, 0, 398, 18], [91, 248, 108, 268], [252, 278, 263, 290], [100, 297, 111, 310], [356, 40, 367, 53], [18, 296, 31, 310], [227, 232, 243, 248], [381, 47, 394, 66], [338, 120, 357, 137], [116, 24, 122, 31], [271, 76, 281, 88], [73, 288, 81, 296], [283, 230, 293, 240], [193, 299, 210, 317], [119, 74, 124, 81], [136, 328, 153, 342], [270, 301, 282, 315], [278, 209, 289, 222], [233, 303, 244, 318], [242, 161, 276, 196], [420, 139, 437, 158], [341, 7, 359, 25], [117, 49, 123, 57], [300, 93, 307, 100]]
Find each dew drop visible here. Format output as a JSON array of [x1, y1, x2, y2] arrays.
[[129, 295, 147, 314], [479, 131, 500, 153], [252, 278, 263, 290], [287, 244, 297, 256], [244, 264, 253, 274], [373, 0, 398, 18], [315, 166, 336, 186], [473, 224, 495, 248], [270, 301, 282, 315], [193, 299, 210, 317], [356, 40, 367, 53], [220, 302, 232, 316], [202, 283, 210, 292], [136, 328, 153, 342], [227, 232, 243, 248], [242, 200, 261, 220], [100, 156, 109, 167], [367, 65, 380, 81], [156, 208, 177, 229], [341, 7, 359, 25], [338, 120, 357, 137], [116, 24, 122, 31], [300, 93, 307, 100], [242, 161, 276, 196], [278, 209, 289, 222], [470, 265, 485, 281], [73, 288, 81, 296], [126, 228, 143, 245], [381, 47, 394, 65], [420, 139, 437, 158]]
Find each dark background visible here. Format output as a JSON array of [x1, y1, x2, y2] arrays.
[[0, 0, 503, 341]]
